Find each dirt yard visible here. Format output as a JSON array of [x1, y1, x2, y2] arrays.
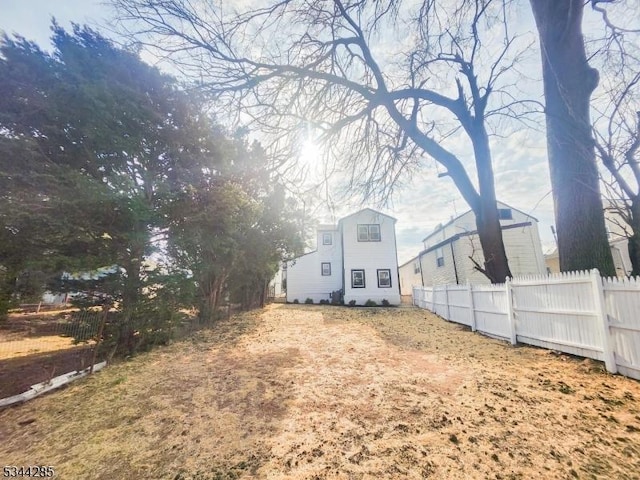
[[1, 304, 639, 479]]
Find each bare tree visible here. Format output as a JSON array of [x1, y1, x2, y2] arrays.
[[590, 0, 640, 275], [527, 0, 616, 276], [111, 0, 542, 283]]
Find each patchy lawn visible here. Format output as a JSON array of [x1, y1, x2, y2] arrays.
[[1, 304, 639, 479]]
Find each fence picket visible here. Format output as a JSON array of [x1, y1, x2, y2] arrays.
[[506, 278, 517, 345], [467, 282, 476, 332], [591, 269, 617, 374], [413, 269, 640, 381]]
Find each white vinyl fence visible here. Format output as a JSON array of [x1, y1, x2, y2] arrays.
[[412, 269, 640, 381]]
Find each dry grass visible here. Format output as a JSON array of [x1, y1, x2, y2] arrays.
[[1, 304, 639, 479], [0, 310, 89, 360], [0, 336, 82, 361]]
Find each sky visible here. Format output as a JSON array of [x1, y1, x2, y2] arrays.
[[0, 0, 560, 265]]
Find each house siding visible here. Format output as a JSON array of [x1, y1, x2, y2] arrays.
[[420, 203, 546, 286], [610, 238, 632, 276], [341, 210, 401, 305], [420, 241, 461, 287], [398, 257, 422, 295], [286, 227, 342, 303]]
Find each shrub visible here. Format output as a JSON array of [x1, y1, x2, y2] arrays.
[[381, 299, 390, 306], [348, 300, 357, 307], [305, 298, 313, 304], [319, 299, 329, 304], [330, 289, 344, 305], [292, 299, 299, 304], [364, 299, 377, 307]]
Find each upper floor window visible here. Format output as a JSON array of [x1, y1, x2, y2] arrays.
[[322, 232, 332, 245], [436, 247, 445, 267], [413, 261, 421, 274], [498, 208, 513, 220], [357, 224, 381, 242]]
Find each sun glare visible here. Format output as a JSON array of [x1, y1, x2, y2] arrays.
[[297, 139, 324, 184]]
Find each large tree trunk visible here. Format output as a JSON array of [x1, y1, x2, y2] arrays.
[[529, 0, 615, 276], [198, 272, 226, 323], [386, 101, 512, 284], [120, 252, 143, 355], [470, 124, 512, 283]]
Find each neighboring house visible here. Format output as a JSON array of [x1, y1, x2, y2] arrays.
[[545, 243, 631, 277], [286, 209, 401, 305], [604, 204, 634, 276], [398, 256, 422, 296], [544, 248, 560, 274], [41, 292, 70, 305], [546, 205, 634, 277], [417, 202, 546, 286]]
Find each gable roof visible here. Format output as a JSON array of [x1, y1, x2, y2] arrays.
[[398, 255, 420, 269], [338, 208, 397, 224], [421, 201, 538, 243]]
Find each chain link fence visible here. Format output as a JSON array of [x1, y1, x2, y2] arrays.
[[0, 302, 244, 403], [0, 306, 106, 400]]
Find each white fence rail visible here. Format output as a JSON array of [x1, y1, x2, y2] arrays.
[[412, 270, 640, 381]]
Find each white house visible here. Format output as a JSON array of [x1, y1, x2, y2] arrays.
[[415, 202, 546, 286], [398, 256, 422, 296], [546, 204, 635, 277], [286, 209, 401, 305], [604, 203, 634, 276]]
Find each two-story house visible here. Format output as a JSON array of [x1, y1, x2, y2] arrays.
[[399, 202, 545, 289], [286, 209, 401, 305]]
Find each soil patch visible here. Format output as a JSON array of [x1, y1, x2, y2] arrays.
[[0, 346, 95, 398], [1, 304, 639, 479]]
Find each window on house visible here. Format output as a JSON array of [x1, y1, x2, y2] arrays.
[[351, 269, 365, 288], [436, 247, 445, 267], [413, 261, 420, 274], [377, 269, 392, 288], [357, 224, 381, 242], [322, 233, 332, 245], [357, 225, 369, 241], [498, 208, 513, 220], [321, 262, 331, 276]]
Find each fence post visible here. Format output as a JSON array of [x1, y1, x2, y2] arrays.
[[444, 284, 450, 321], [591, 269, 617, 374], [467, 281, 476, 332], [505, 278, 517, 345], [90, 304, 110, 374]]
